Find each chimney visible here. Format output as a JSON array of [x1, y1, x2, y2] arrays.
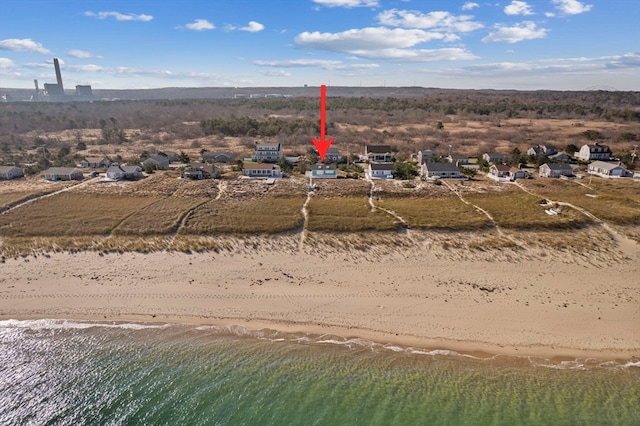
[[53, 58, 64, 93]]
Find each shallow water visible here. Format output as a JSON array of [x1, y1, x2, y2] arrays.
[[1, 319, 638, 425]]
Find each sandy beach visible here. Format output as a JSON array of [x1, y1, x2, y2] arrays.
[[1, 232, 638, 361]]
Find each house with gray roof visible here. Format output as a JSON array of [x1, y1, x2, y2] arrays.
[[0, 166, 24, 180], [587, 161, 632, 178], [42, 167, 84, 181], [421, 162, 463, 179], [539, 163, 574, 178]]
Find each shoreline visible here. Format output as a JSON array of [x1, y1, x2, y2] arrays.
[[1, 243, 639, 362], [3, 314, 638, 364]]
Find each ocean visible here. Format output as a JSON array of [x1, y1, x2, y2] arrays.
[[1, 319, 638, 425]]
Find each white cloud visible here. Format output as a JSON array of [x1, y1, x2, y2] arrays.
[[377, 9, 483, 33], [349, 47, 478, 62], [461, 2, 479, 11], [504, 1, 534, 16], [253, 58, 379, 70], [84, 11, 153, 22], [0, 57, 16, 68], [0, 38, 51, 54], [259, 69, 292, 77], [312, 0, 379, 7], [68, 49, 97, 58], [552, 0, 593, 15], [296, 27, 450, 52], [482, 21, 548, 43], [183, 19, 215, 31], [240, 21, 265, 32]]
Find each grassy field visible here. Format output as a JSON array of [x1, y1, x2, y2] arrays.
[[181, 197, 305, 235], [519, 178, 640, 226], [377, 196, 492, 230], [114, 197, 209, 235], [306, 196, 400, 232], [464, 188, 592, 230], [0, 193, 160, 237], [0, 173, 636, 255]]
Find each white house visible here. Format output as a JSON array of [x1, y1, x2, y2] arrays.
[[42, 167, 84, 181], [365, 145, 393, 162], [577, 143, 611, 161], [368, 163, 394, 179], [421, 162, 463, 179], [242, 162, 283, 178], [0, 166, 24, 180], [587, 161, 631, 178], [253, 143, 283, 163]]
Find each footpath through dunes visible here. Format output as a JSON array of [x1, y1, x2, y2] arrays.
[[0, 172, 638, 262]]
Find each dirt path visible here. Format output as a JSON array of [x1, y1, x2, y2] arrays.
[[0, 177, 99, 215], [165, 181, 227, 250], [514, 181, 638, 258], [299, 179, 313, 252]]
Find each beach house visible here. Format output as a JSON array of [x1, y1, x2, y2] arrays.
[[106, 164, 144, 181], [42, 167, 84, 181], [367, 163, 394, 179], [309, 163, 338, 179], [586, 161, 631, 178], [421, 162, 463, 179], [365, 145, 393, 162], [242, 163, 283, 178], [0, 165, 24, 180], [253, 143, 283, 163], [538, 163, 574, 178], [577, 143, 611, 161]]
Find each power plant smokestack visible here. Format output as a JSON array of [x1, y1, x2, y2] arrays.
[[53, 58, 64, 93]]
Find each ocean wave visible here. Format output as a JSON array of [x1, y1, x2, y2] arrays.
[[3, 319, 636, 370], [0, 318, 169, 331]]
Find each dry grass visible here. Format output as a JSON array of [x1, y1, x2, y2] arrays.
[[464, 188, 592, 230], [377, 197, 491, 230], [182, 197, 305, 235], [0, 193, 160, 237], [306, 196, 400, 232], [520, 178, 640, 226], [113, 197, 209, 235]]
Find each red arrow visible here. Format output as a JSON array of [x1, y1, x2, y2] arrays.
[[311, 84, 334, 162]]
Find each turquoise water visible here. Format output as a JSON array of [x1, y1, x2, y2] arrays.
[[1, 320, 639, 425]]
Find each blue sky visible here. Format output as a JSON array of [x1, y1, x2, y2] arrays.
[[1, 0, 638, 90]]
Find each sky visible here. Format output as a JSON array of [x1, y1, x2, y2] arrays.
[[0, 0, 638, 91]]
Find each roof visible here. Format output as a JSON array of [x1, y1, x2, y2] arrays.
[[370, 163, 394, 170], [312, 163, 337, 171], [585, 143, 611, 152], [256, 142, 281, 148], [243, 163, 277, 170], [326, 147, 341, 154], [366, 145, 392, 153], [589, 161, 626, 170], [543, 163, 573, 171], [42, 167, 82, 175], [492, 164, 511, 172], [83, 156, 108, 162], [143, 155, 170, 164], [0, 166, 21, 172], [423, 162, 459, 172]]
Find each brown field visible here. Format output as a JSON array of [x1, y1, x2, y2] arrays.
[[0, 192, 160, 237], [181, 197, 306, 235], [464, 187, 592, 230], [0, 169, 637, 255]]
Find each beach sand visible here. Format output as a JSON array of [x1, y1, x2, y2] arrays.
[[1, 232, 638, 361]]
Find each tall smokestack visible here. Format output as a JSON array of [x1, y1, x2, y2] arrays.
[[53, 58, 64, 93], [34, 79, 39, 91]]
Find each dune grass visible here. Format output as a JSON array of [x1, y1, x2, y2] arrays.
[[0, 192, 160, 237], [377, 196, 492, 230], [520, 178, 640, 226], [306, 197, 400, 232], [114, 197, 209, 235], [464, 189, 592, 230], [182, 197, 305, 235]]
